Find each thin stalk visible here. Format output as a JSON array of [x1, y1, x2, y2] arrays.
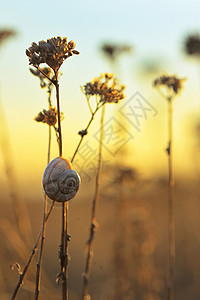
[[64, 201, 69, 287], [82, 105, 105, 299], [37, 67, 56, 85], [60, 201, 68, 300], [11, 201, 55, 300], [55, 80, 62, 157], [71, 102, 105, 163], [167, 99, 175, 300], [34, 195, 48, 300], [54, 75, 68, 300], [34, 126, 51, 300], [47, 126, 51, 163]]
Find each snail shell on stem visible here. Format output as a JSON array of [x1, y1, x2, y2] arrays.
[[42, 157, 80, 202]]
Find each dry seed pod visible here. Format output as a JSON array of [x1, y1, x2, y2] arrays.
[[42, 157, 80, 202]]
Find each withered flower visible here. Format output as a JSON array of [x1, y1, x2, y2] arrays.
[[101, 43, 132, 60], [26, 36, 79, 73], [0, 29, 16, 47], [34, 107, 57, 126], [82, 73, 125, 104], [185, 34, 200, 56], [153, 74, 185, 96]]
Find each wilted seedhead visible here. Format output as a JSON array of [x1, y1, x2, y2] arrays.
[[153, 74, 185, 98], [26, 36, 79, 73], [101, 43, 132, 60], [82, 73, 126, 104], [185, 34, 200, 56], [34, 107, 57, 126], [0, 29, 16, 47]]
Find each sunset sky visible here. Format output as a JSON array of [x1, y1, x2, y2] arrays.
[[0, 0, 200, 197]]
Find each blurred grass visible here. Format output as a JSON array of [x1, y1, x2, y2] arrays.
[[1, 174, 200, 299]]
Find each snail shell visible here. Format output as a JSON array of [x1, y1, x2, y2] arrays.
[[42, 157, 80, 202]]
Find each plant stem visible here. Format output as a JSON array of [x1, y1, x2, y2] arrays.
[[34, 195, 48, 300], [11, 201, 55, 300], [60, 202, 68, 300], [55, 80, 62, 157], [82, 105, 105, 299], [34, 127, 51, 300], [71, 102, 104, 163], [37, 67, 56, 85], [54, 75, 68, 300], [167, 99, 175, 300]]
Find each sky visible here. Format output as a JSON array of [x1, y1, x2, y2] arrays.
[[0, 0, 200, 197]]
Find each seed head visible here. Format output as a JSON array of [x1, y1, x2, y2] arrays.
[[0, 29, 16, 47], [153, 74, 185, 96], [34, 107, 57, 126], [185, 34, 200, 56], [82, 73, 125, 104], [101, 43, 132, 60], [26, 36, 79, 73]]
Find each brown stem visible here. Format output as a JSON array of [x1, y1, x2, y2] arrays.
[[11, 201, 55, 300], [82, 106, 105, 299], [34, 195, 48, 300], [34, 126, 51, 300], [47, 126, 51, 164], [37, 67, 56, 85], [60, 202, 68, 300], [55, 80, 62, 157], [53, 73, 68, 299], [167, 100, 175, 300], [71, 102, 105, 163]]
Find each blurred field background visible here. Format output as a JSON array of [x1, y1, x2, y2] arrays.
[[1, 0, 200, 299]]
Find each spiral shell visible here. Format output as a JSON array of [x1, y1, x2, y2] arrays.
[[42, 157, 80, 202]]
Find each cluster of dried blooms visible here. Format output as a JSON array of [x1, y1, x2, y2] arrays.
[[185, 34, 200, 56], [26, 36, 79, 73], [153, 74, 185, 94], [82, 73, 125, 103], [29, 67, 55, 88], [34, 107, 57, 126], [101, 43, 132, 60]]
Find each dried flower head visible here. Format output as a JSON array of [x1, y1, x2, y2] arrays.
[[101, 43, 132, 60], [30, 67, 55, 88], [26, 36, 79, 73], [34, 107, 57, 126], [185, 34, 200, 56], [0, 29, 16, 47], [153, 74, 185, 96], [82, 73, 125, 104]]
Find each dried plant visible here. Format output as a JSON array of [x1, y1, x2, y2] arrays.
[[31, 67, 57, 300], [78, 73, 126, 299], [27, 37, 79, 300], [185, 34, 200, 56], [153, 74, 185, 300], [101, 43, 132, 62], [11, 36, 80, 300], [26, 37, 79, 75], [71, 73, 125, 162], [0, 29, 16, 47]]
